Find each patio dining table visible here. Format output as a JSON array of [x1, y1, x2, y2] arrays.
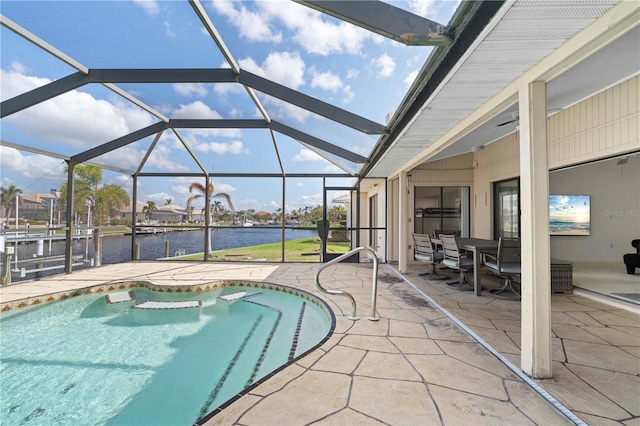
[[433, 237, 498, 296]]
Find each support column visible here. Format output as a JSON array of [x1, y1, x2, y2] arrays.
[[398, 171, 408, 273], [204, 175, 210, 261], [64, 161, 75, 274], [131, 175, 138, 260], [519, 81, 552, 378]]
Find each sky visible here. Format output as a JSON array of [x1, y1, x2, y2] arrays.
[[0, 0, 460, 213]]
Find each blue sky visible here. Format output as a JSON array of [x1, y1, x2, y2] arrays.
[[1, 0, 459, 213]]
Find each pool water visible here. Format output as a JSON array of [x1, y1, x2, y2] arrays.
[[0, 285, 332, 425]]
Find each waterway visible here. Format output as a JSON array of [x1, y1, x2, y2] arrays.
[[3, 227, 318, 283]]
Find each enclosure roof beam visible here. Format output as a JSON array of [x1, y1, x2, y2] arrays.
[[189, 0, 240, 74], [295, 0, 451, 46], [136, 172, 353, 178], [1, 14, 89, 73], [270, 121, 367, 164], [88, 68, 238, 83], [1, 72, 87, 118], [71, 122, 168, 164], [0, 140, 135, 175], [239, 70, 387, 135], [168, 119, 268, 129]]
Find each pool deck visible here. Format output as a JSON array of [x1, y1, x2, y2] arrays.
[[1, 261, 638, 425]]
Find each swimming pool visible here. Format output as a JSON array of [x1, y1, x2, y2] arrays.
[[0, 282, 333, 425]]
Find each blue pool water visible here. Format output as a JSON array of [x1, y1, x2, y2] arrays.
[[0, 285, 332, 425]]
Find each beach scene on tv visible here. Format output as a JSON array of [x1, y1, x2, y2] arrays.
[[549, 195, 591, 235]]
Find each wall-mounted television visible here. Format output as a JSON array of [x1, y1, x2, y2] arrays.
[[549, 195, 591, 235]]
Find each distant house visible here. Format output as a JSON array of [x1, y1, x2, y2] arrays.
[[119, 201, 187, 224], [119, 201, 148, 224], [14, 191, 61, 222], [155, 204, 187, 222]]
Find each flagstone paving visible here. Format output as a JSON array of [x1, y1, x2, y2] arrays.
[[401, 262, 640, 426], [1, 261, 637, 425]]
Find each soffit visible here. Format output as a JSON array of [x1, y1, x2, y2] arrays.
[[367, 0, 623, 178]]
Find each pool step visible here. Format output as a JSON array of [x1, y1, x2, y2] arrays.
[[105, 291, 134, 304], [219, 291, 258, 303], [132, 300, 202, 310]]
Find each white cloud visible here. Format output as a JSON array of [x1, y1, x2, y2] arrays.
[[213, 1, 374, 56], [372, 54, 395, 78], [132, 0, 159, 16], [0, 147, 65, 182], [211, 0, 282, 43], [239, 52, 305, 89], [173, 83, 208, 97], [238, 54, 310, 122], [346, 68, 359, 80], [296, 182, 304, 187], [172, 101, 222, 119], [193, 141, 249, 155], [164, 20, 175, 38], [293, 149, 327, 162], [323, 164, 343, 172], [215, 182, 235, 193], [1, 66, 156, 149], [342, 84, 355, 104], [111, 175, 133, 198], [169, 101, 242, 138], [228, 108, 242, 118], [311, 70, 342, 92], [145, 192, 173, 203], [92, 142, 190, 173], [257, 2, 373, 56], [404, 69, 419, 88], [407, 0, 436, 17]]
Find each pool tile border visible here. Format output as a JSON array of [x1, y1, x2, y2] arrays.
[[0, 280, 334, 322], [0, 278, 337, 424]]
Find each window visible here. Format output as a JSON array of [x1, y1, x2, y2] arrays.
[[494, 178, 520, 239], [414, 187, 470, 237]]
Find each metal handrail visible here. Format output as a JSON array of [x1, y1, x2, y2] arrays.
[[314, 246, 379, 321]]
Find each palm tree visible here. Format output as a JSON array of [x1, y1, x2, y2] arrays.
[[61, 165, 130, 226], [1, 185, 23, 223], [142, 201, 157, 221], [187, 182, 234, 254], [211, 200, 223, 224]]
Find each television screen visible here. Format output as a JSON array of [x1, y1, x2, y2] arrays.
[[549, 195, 590, 235]]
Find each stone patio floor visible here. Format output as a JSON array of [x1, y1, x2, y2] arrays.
[[0, 261, 638, 425]]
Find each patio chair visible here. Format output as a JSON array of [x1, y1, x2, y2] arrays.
[[483, 237, 521, 300], [623, 239, 640, 274], [440, 234, 474, 290], [412, 233, 449, 280]]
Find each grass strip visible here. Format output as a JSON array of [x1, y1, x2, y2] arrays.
[[176, 238, 351, 262]]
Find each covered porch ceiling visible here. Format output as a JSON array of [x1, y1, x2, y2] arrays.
[[365, 0, 639, 179]]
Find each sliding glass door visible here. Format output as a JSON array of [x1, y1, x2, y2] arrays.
[[494, 178, 520, 239], [414, 186, 470, 237]]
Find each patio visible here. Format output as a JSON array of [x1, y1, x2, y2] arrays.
[[1, 261, 637, 424]]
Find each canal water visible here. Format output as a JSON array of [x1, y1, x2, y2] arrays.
[[5, 227, 318, 283]]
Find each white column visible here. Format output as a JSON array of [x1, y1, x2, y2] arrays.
[[519, 81, 552, 378], [398, 172, 408, 273]]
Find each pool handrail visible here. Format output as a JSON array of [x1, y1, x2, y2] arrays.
[[314, 246, 380, 321]]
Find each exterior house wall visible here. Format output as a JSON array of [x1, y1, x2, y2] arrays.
[[473, 134, 520, 239], [472, 75, 640, 260], [406, 154, 475, 261], [387, 178, 399, 262]]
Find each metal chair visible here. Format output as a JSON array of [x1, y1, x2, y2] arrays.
[[482, 237, 521, 300], [412, 233, 449, 280], [439, 234, 474, 290]]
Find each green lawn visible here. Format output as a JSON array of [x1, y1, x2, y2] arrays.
[[177, 238, 351, 262]]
